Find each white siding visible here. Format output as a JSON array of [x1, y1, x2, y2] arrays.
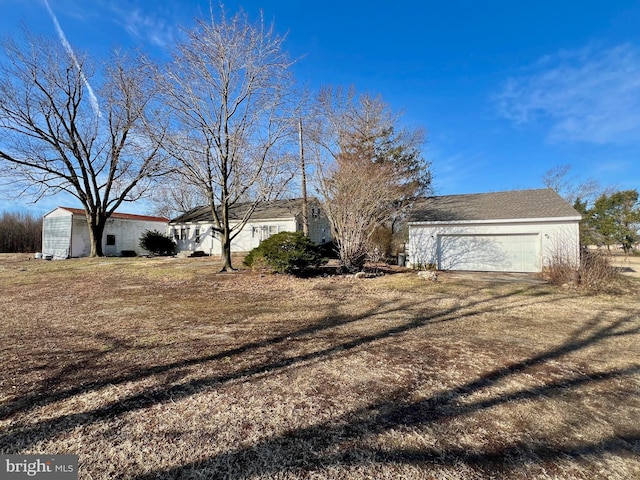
[[170, 218, 299, 255], [231, 219, 297, 252], [103, 218, 168, 256], [298, 207, 332, 246], [43, 207, 168, 258], [71, 215, 90, 257], [71, 216, 168, 257], [42, 211, 72, 259], [408, 220, 580, 273]]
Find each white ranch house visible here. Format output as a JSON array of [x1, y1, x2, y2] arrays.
[[169, 198, 332, 256], [407, 189, 582, 273], [42, 207, 169, 259]]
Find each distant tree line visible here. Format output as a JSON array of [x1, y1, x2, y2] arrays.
[[0, 211, 41, 253]]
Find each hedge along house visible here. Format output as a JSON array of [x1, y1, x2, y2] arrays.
[[42, 207, 169, 259], [407, 189, 582, 273], [169, 198, 332, 256]]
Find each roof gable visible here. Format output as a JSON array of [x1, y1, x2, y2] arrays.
[[408, 189, 581, 223]]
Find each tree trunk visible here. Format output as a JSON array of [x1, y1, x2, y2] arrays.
[[219, 204, 235, 271], [87, 214, 106, 257], [219, 230, 234, 271]]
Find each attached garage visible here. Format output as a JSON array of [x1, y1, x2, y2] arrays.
[[407, 189, 581, 273]]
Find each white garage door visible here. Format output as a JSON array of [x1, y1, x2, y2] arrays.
[[438, 234, 541, 272]]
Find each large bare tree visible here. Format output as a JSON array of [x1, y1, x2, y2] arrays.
[[160, 8, 297, 271], [542, 164, 605, 207], [0, 32, 167, 256], [312, 87, 431, 271]]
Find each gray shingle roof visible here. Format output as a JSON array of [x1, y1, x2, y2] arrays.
[[408, 188, 581, 223], [170, 198, 318, 224]]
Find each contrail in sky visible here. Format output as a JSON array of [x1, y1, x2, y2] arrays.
[[42, 0, 101, 117]]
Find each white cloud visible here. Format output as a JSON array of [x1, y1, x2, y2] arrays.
[[106, 2, 177, 48], [495, 43, 640, 145], [41, 1, 178, 49]]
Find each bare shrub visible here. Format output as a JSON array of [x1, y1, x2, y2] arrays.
[[545, 238, 580, 286], [579, 250, 616, 291], [546, 248, 617, 292], [545, 251, 577, 286]]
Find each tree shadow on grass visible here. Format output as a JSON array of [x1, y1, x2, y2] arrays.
[[0, 285, 561, 452], [129, 314, 640, 479], [1, 285, 638, 479], [0, 295, 418, 421]]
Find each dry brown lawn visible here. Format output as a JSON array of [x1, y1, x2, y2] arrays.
[[0, 254, 639, 479]]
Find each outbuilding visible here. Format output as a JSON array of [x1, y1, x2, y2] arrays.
[[407, 189, 582, 273], [42, 207, 169, 259]]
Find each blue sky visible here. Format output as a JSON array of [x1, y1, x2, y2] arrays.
[[1, 0, 639, 215]]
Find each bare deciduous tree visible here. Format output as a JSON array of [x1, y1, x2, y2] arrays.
[[148, 173, 209, 219], [0, 32, 167, 256], [312, 87, 431, 271], [542, 164, 605, 206], [160, 9, 297, 271]]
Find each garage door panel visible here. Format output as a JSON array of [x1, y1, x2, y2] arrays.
[[438, 234, 540, 272]]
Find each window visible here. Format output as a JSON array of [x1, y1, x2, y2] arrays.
[[172, 229, 179, 241], [195, 227, 200, 243], [106, 234, 116, 246], [254, 225, 282, 242]]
